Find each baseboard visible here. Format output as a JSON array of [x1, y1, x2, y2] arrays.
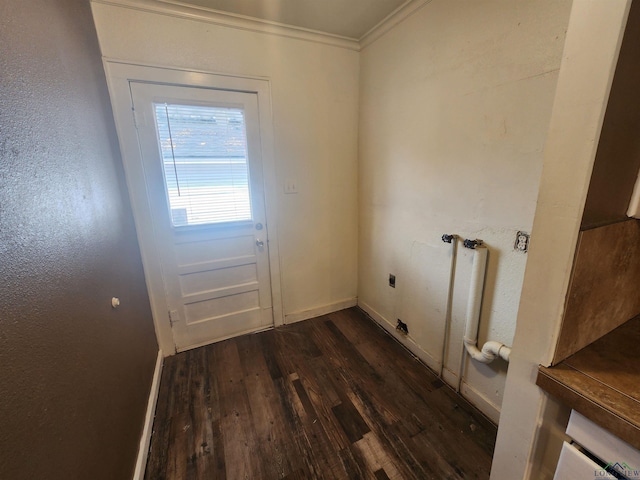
[[459, 380, 501, 424], [441, 365, 459, 389], [357, 301, 441, 372], [358, 301, 501, 423], [133, 350, 163, 480], [284, 297, 358, 324]]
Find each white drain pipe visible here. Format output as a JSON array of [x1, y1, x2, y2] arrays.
[[457, 240, 511, 391], [439, 234, 458, 378]]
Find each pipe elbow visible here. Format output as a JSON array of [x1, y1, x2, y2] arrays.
[[463, 339, 512, 364], [498, 345, 511, 362], [478, 342, 497, 363], [482, 341, 511, 363], [464, 338, 495, 363]]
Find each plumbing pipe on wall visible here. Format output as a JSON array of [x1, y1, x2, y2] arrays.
[[457, 240, 511, 392], [439, 234, 458, 378]]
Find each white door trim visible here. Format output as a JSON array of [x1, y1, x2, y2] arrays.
[[103, 61, 284, 354]]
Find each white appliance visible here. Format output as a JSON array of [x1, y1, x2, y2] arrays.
[[554, 411, 640, 479]]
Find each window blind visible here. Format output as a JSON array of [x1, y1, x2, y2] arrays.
[[153, 103, 252, 227]]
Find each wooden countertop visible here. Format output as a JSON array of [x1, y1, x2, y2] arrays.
[[537, 315, 640, 451]]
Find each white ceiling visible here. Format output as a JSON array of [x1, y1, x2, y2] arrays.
[[160, 0, 409, 39]]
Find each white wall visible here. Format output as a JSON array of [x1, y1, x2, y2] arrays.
[[492, 1, 631, 478], [91, 2, 359, 322], [358, 0, 572, 421]]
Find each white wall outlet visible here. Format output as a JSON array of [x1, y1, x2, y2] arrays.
[[284, 178, 298, 194], [515, 231, 530, 253]]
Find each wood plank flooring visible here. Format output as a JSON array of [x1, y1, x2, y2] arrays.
[[145, 308, 497, 479]]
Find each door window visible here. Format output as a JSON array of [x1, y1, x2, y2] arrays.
[[153, 103, 252, 227]]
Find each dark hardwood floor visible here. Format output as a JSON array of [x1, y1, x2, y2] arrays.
[[145, 308, 497, 479]]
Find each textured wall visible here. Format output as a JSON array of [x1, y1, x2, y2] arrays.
[[0, 1, 158, 479], [358, 0, 572, 421]]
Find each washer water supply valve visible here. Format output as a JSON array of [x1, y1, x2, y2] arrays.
[[441, 234, 456, 243], [463, 238, 484, 249]]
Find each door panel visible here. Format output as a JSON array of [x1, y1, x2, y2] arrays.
[[129, 82, 273, 351], [179, 264, 257, 296], [174, 235, 255, 265], [183, 291, 260, 324]]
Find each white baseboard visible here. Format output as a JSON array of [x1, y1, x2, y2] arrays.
[[358, 301, 441, 372], [133, 350, 163, 480], [459, 380, 501, 424], [284, 297, 358, 324], [441, 365, 501, 424], [441, 365, 459, 389], [358, 300, 500, 424]]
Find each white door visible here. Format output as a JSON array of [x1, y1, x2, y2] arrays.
[[129, 82, 273, 352]]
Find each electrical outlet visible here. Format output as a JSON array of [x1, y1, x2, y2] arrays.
[[389, 274, 396, 288], [515, 231, 530, 253]]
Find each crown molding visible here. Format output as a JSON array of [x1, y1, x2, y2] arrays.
[[92, 0, 361, 51], [92, 0, 433, 52], [359, 0, 432, 49]]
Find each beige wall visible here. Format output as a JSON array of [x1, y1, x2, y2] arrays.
[[91, 3, 359, 323], [358, 0, 572, 421], [491, 1, 631, 478]]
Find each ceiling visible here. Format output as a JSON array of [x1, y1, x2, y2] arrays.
[[159, 0, 410, 39]]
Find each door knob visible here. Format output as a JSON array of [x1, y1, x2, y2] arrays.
[[256, 239, 264, 248]]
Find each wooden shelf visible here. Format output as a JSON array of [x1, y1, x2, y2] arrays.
[[537, 315, 640, 451]]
